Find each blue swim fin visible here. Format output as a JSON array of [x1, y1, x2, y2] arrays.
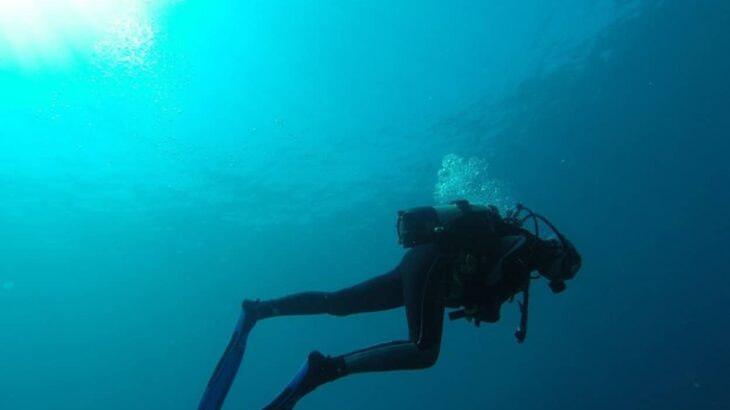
[[261, 350, 337, 410], [261, 359, 311, 410], [199, 309, 253, 410]]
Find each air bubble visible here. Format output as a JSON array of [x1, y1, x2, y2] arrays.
[[434, 153, 511, 212]]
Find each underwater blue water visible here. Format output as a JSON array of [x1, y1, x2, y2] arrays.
[[1, 0, 728, 409]]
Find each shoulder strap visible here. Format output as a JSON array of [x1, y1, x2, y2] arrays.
[[485, 235, 528, 286]]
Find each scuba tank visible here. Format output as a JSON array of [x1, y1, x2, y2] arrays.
[[397, 200, 504, 251]]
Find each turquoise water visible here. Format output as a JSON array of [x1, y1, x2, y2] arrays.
[[1, 1, 728, 409]]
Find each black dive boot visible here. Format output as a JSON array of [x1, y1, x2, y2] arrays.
[[242, 299, 276, 331], [262, 351, 346, 410]]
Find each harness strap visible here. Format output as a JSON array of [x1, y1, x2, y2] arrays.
[[514, 281, 530, 343]]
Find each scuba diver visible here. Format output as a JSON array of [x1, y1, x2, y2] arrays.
[[199, 201, 582, 410]]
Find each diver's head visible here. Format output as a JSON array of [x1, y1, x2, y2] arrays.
[[536, 237, 582, 290]]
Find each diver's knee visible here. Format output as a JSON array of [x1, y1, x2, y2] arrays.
[[415, 345, 440, 368]]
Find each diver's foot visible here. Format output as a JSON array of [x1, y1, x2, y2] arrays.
[[242, 299, 267, 330], [262, 351, 346, 410], [300, 351, 346, 394], [242, 298, 280, 329]]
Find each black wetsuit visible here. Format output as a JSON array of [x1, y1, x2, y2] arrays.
[[252, 218, 548, 408], [249, 226, 544, 409]]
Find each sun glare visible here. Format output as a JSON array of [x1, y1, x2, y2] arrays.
[[0, 0, 168, 69]]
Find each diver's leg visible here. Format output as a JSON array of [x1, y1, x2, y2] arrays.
[[246, 266, 404, 322], [263, 245, 448, 408], [341, 245, 448, 373]]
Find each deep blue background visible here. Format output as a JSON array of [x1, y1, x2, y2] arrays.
[[1, 1, 728, 409]]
